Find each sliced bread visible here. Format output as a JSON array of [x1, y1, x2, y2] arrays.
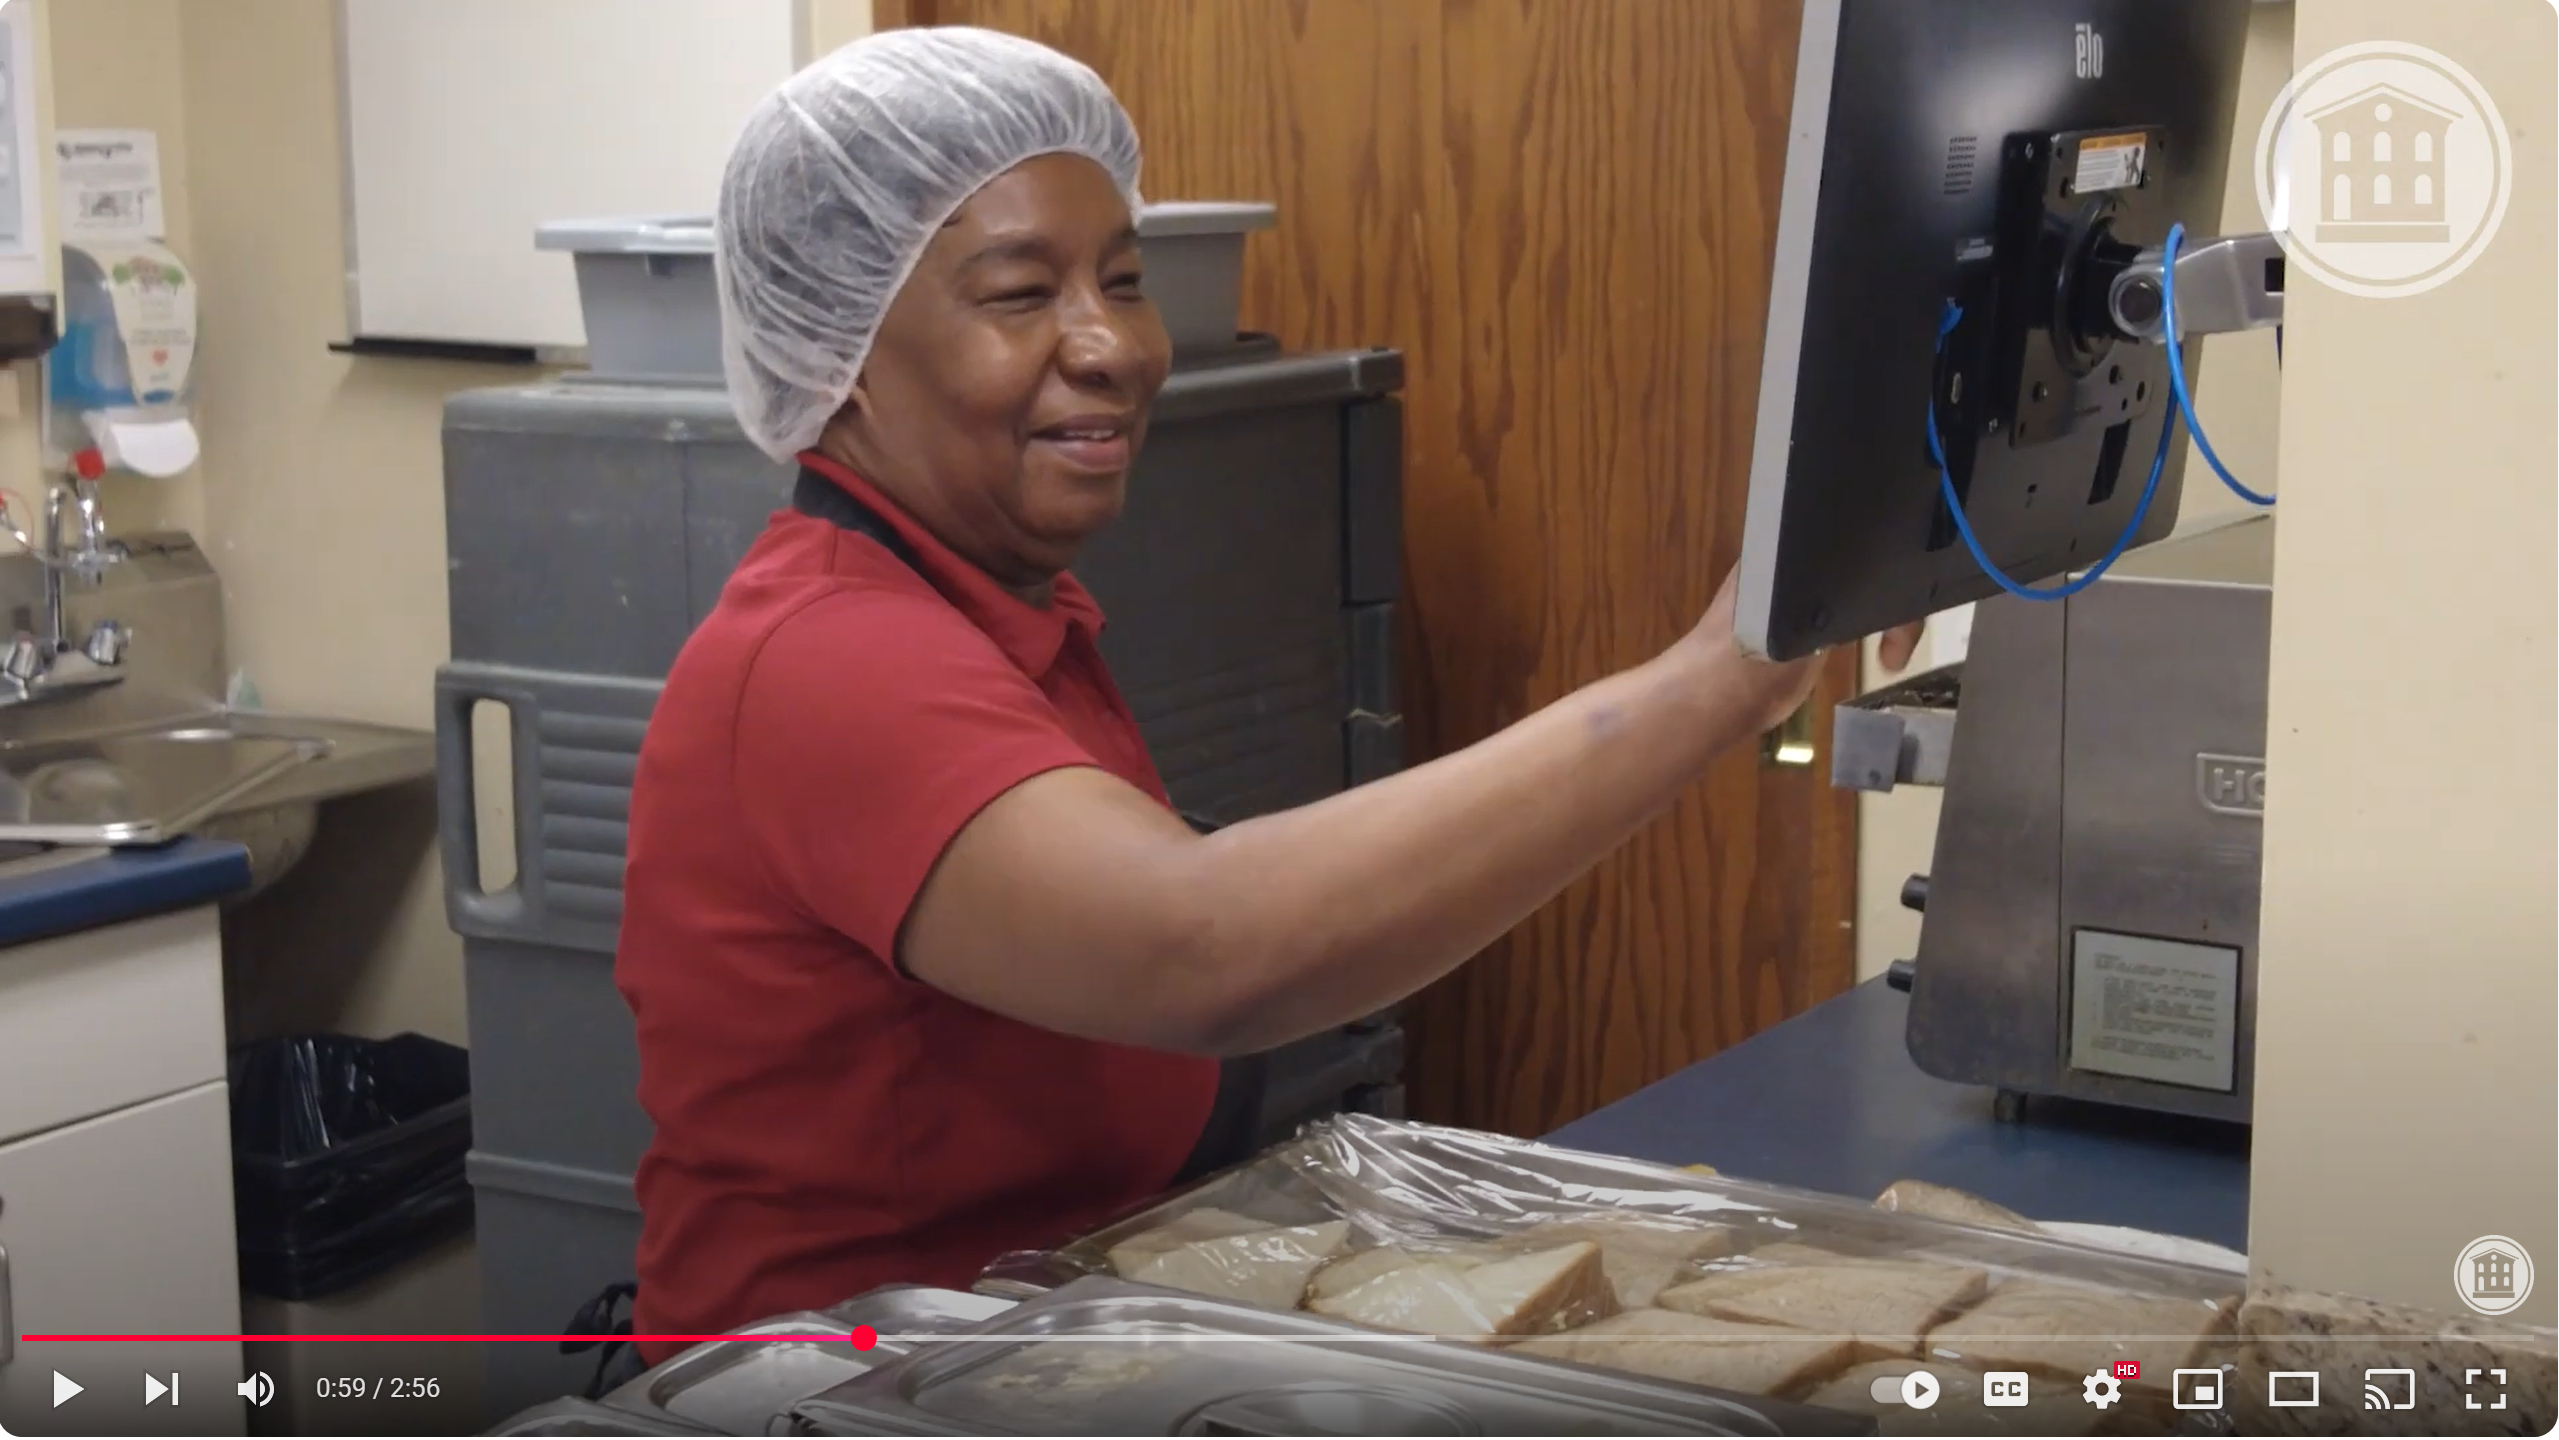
[[1510, 1307, 1859, 1398], [1124, 1220, 1351, 1309], [1105, 1207, 1284, 1276], [1657, 1258, 1989, 1360], [1304, 1245, 1496, 1304], [1310, 1241, 1616, 1338], [1512, 1217, 1740, 1308], [1872, 1179, 2038, 1233], [1922, 1282, 2236, 1391]]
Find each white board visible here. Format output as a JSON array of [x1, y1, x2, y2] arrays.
[[338, 0, 801, 350]]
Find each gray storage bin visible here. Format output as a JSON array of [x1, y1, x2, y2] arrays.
[[536, 218, 719, 381], [462, 936, 651, 1177], [469, 1151, 645, 1421], [1137, 201, 1276, 352], [535, 202, 1273, 379]]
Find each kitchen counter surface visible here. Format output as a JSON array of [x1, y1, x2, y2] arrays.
[[1547, 976, 2252, 1252], [0, 838, 254, 949]]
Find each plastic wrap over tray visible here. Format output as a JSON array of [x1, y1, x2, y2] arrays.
[[981, 1115, 2244, 1418], [789, 1275, 1872, 1436]]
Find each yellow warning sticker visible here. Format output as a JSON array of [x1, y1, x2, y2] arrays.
[[2073, 133, 2146, 193]]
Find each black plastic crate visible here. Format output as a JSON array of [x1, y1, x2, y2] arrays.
[[229, 1033, 476, 1300]]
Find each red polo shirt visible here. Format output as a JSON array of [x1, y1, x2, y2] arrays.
[[615, 454, 1218, 1358]]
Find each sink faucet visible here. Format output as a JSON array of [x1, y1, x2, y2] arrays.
[[1, 450, 128, 708]]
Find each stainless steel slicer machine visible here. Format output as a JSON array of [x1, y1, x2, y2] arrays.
[[1835, 516, 2274, 1125]]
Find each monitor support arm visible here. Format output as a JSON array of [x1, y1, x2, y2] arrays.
[[2103, 230, 2284, 343]]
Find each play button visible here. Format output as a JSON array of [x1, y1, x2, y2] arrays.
[[52, 1371, 83, 1407], [1900, 1370, 1942, 1410]]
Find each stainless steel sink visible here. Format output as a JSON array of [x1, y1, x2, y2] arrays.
[[0, 711, 433, 845], [0, 531, 440, 897]]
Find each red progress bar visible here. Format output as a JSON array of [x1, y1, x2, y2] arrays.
[[24, 1330, 879, 1349]]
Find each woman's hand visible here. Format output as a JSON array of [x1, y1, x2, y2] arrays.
[[1679, 568, 1929, 734]]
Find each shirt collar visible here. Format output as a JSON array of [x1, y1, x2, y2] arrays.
[[796, 451, 1104, 679]]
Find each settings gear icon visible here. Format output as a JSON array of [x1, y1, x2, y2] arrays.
[[2082, 1370, 2124, 1409]]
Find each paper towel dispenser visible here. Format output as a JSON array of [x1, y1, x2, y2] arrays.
[[46, 240, 200, 477]]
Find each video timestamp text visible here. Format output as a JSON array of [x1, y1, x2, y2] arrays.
[[315, 1376, 444, 1401]]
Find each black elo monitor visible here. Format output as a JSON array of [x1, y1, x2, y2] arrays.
[[1733, 0, 2260, 661]]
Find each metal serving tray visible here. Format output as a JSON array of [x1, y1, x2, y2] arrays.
[[486, 1396, 719, 1435], [823, 1284, 1018, 1343], [601, 1311, 900, 1435], [784, 1276, 1871, 1437]]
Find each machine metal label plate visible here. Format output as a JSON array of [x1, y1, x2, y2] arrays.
[[2068, 929, 2241, 1092], [2195, 752, 2266, 817]]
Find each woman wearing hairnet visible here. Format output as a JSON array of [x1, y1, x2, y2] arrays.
[[615, 27, 1920, 1356]]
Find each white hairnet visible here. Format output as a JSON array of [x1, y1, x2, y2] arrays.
[[716, 27, 1145, 461]]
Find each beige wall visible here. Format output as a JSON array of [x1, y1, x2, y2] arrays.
[[2248, 0, 2555, 1322], [15, 0, 874, 1045], [1855, 3, 2296, 980], [811, 0, 876, 53]]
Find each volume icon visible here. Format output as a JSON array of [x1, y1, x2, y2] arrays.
[[238, 1372, 277, 1407]]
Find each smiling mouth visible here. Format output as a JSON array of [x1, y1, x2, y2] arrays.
[[1032, 417, 1135, 443], [1031, 417, 1139, 473]]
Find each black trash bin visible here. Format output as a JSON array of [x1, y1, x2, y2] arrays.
[[229, 1032, 476, 1301]]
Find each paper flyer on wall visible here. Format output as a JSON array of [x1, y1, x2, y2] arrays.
[[56, 129, 166, 243]]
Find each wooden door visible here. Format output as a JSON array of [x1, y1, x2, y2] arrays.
[[901, 0, 1860, 1136]]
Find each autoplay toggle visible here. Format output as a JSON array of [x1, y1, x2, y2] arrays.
[[1869, 1369, 1941, 1410]]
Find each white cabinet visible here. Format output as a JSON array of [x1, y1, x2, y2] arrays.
[[0, 907, 242, 1434], [0, 908, 226, 1143]]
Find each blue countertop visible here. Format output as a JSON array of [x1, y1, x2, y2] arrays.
[[1547, 977, 2252, 1252], [0, 839, 255, 949]]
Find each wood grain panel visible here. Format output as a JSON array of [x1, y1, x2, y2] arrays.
[[926, 0, 1859, 1136]]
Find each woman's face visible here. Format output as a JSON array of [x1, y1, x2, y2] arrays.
[[831, 154, 1172, 590]]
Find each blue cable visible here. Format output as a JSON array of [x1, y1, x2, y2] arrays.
[[2161, 222, 2275, 506], [1928, 300, 2176, 602]]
